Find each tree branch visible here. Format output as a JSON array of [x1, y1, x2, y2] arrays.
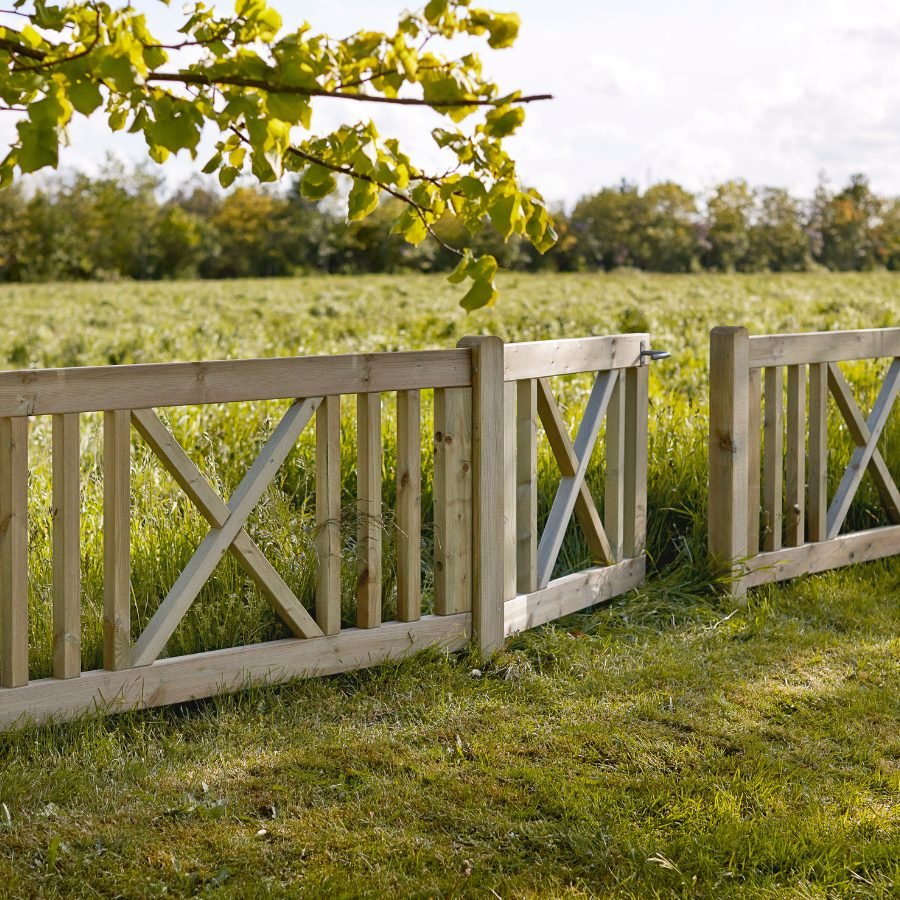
[[147, 71, 552, 108]]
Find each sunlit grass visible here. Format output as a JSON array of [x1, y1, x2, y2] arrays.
[[1, 272, 899, 896]]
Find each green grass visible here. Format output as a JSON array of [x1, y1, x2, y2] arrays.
[[1, 272, 899, 896]]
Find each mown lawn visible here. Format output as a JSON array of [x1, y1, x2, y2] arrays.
[[0, 272, 898, 897]]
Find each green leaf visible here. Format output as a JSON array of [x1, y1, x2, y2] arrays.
[[219, 166, 239, 188], [460, 278, 497, 311], [267, 93, 311, 127], [348, 179, 379, 221], [300, 163, 336, 200], [68, 81, 103, 117], [16, 120, 58, 174], [484, 106, 525, 138], [424, 0, 448, 23], [489, 192, 520, 240]]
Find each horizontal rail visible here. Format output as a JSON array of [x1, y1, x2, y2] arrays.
[[504, 334, 647, 381], [504, 556, 644, 636], [742, 524, 900, 589], [0, 349, 472, 417], [749, 328, 900, 367], [0, 614, 470, 730]]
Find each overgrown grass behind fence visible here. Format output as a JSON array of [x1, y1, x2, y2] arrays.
[[9, 272, 900, 677]]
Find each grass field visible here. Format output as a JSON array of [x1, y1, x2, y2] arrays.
[[0, 272, 899, 897]]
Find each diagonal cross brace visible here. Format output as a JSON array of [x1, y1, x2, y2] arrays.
[[131, 408, 324, 643], [131, 397, 323, 667], [537, 371, 617, 589], [827, 359, 900, 539], [537, 378, 615, 569]]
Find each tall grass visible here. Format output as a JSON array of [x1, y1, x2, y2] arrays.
[[9, 272, 900, 678]]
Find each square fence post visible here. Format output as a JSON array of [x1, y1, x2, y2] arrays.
[[709, 326, 750, 597], [458, 335, 505, 657]]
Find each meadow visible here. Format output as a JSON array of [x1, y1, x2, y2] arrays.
[[0, 272, 898, 897]]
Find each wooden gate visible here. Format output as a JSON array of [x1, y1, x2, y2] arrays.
[[709, 326, 900, 594], [0, 333, 652, 729]]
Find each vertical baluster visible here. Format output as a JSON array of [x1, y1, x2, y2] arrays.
[[0, 417, 28, 688], [747, 368, 762, 555], [763, 366, 783, 552], [605, 372, 625, 563], [808, 363, 828, 542], [396, 390, 421, 622], [516, 379, 538, 595], [433, 387, 472, 614], [53, 413, 81, 679], [503, 382, 517, 602], [785, 364, 806, 546], [356, 393, 382, 629], [316, 395, 341, 635], [461, 336, 505, 657], [104, 410, 131, 671], [623, 365, 649, 559]]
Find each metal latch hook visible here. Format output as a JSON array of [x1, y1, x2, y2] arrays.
[[640, 349, 671, 362]]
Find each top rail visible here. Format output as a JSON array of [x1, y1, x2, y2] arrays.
[[0, 349, 472, 417], [750, 328, 900, 368], [504, 334, 647, 381]]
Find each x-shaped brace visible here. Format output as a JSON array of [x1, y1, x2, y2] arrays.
[[536, 371, 618, 589], [826, 359, 900, 539], [130, 398, 324, 667]]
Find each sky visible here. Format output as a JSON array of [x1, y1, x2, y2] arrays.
[[5, 0, 900, 207]]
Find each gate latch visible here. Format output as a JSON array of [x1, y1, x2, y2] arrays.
[[640, 349, 671, 362]]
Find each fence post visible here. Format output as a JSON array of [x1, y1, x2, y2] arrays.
[[709, 326, 750, 597], [458, 335, 505, 657]]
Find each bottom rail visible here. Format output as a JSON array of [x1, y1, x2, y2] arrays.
[[0, 614, 471, 730], [743, 524, 900, 588], [504, 556, 645, 637]]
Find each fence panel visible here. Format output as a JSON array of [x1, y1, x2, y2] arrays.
[[710, 326, 900, 594], [0, 332, 655, 730]]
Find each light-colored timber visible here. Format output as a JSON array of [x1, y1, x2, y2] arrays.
[[315, 396, 342, 635], [396, 390, 422, 622], [131, 407, 322, 640], [0, 614, 471, 730], [747, 368, 762, 554], [103, 410, 131, 671], [708, 327, 750, 594], [623, 364, 649, 559], [743, 524, 900, 588], [785, 364, 806, 547], [762, 365, 783, 552], [131, 398, 321, 666], [503, 382, 517, 601], [515, 379, 538, 594], [537, 371, 617, 589], [504, 334, 646, 380], [605, 374, 625, 563], [807, 363, 828, 542], [750, 328, 900, 367], [433, 386, 473, 615], [460, 336, 506, 657], [0, 417, 28, 688], [52, 413, 81, 680], [504, 557, 645, 636], [356, 392, 382, 629], [537, 378, 614, 566], [0, 349, 472, 417]]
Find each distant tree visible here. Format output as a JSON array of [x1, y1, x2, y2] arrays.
[[811, 174, 882, 271], [0, 1, 556, 307], [0, 183, 27, 280], [569, 182, 643, 270], [632, 182, 699, 273], [748, 188, 810, 271], [705, 180, 753, 271], [874, 198, 900, 271]]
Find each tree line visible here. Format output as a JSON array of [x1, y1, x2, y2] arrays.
[[1, 165, 899, 282]]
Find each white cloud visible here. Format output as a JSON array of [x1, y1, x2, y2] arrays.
[[6, 0, 900, 206]]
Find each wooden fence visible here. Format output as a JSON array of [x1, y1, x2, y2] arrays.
[[709, 325, 900, 594], [0, 333, 651, 729]]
